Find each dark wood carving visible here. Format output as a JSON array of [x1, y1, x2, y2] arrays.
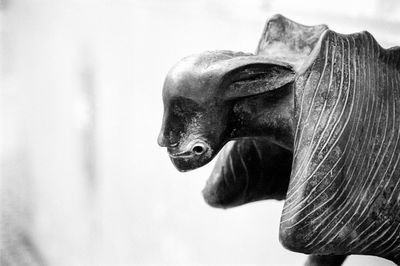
[[158, 14, 400, 265]]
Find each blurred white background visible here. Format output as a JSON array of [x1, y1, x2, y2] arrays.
[[1, 0, 399, 265]]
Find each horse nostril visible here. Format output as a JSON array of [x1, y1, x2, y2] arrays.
[[192, 144, 205, 155]]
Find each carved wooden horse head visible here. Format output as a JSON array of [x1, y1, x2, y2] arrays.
[[158, 15, 400, 265]]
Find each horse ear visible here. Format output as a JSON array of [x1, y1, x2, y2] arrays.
[[221, 61, 295, 99]]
